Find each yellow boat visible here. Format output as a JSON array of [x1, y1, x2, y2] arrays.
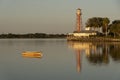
[[22, 51, 43, 58]]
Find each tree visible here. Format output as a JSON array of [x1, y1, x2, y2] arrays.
[[86, 17, 110, 33], [109, 20, 120, 37], [112, 20, 120, 24], [102, 17, 110, 36], [86, 17, 100, 31]]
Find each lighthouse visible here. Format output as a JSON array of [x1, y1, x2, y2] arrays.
[[76, 8, 82, 32], [67, 8, 97, 40]]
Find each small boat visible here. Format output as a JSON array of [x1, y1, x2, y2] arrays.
[[22, 51, 43, 58]]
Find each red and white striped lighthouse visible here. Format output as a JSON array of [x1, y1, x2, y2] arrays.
[[76, 8, 82, 32]]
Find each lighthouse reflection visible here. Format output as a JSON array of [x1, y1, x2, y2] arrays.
[[67, 41, 120, 72], [67, 42, 94, 72]]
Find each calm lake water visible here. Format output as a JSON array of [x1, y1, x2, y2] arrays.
[[0, 39, 120, 80]]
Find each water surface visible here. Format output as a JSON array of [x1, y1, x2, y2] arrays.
[[0, 39, 120, 80]]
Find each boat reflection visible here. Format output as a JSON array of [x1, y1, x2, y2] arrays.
[[22, 51, 43, 58], [67, 41, 120, 72]]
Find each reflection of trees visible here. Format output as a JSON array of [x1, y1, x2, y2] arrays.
[[109, 44, 120, 61], [67, 41, 120, 66], [87, 53, 109, 65], [87, 44, 109, 65], [86, 43, 120, 64]]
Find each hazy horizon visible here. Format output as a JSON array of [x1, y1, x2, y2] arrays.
[[0, 0, 120, 34]]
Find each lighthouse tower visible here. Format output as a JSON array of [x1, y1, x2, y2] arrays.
[[67, 8, 97, 40], [76, 8, 82, 32]]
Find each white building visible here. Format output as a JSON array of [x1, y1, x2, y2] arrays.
[[68, 30, 97, 37]]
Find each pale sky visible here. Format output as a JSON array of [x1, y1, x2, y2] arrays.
[[0, 0, 120, 34]]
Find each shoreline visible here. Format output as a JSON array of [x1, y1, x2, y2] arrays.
[[0, 37, 66, 39], [0, 37, 120, 42], [67, 37, 120, 42]]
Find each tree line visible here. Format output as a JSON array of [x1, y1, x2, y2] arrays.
[[85, 17, 120, 37], [0, 33, 66, 38]]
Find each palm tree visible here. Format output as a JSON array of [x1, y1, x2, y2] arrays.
[[102, 17, 110, 36]]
